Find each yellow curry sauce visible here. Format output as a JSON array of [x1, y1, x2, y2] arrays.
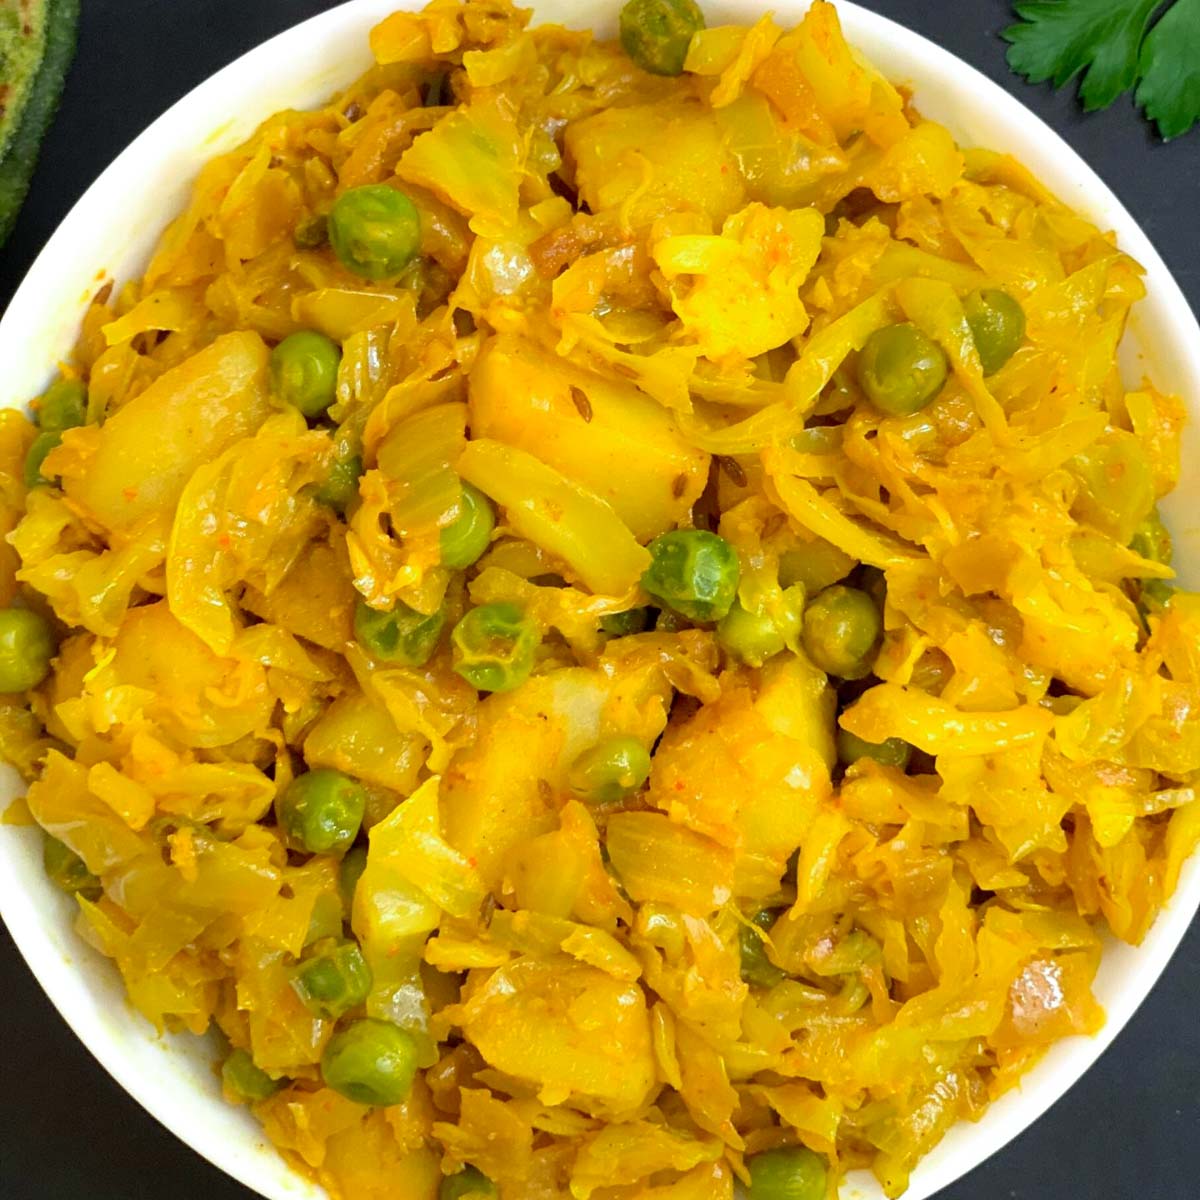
[[3, 1, 1199, 1197]]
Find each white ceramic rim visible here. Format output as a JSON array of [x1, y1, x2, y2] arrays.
[[1, 3, 1198, 1199]]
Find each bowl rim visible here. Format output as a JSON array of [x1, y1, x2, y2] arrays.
[[1, 2, 1198, 1199]]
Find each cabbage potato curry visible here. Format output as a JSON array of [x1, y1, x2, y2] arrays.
[[4, 1, 1197, 1198]]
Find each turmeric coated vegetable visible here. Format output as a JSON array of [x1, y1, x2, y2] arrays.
[[270, 330, 342, 418], [320, 1018, 419, 1106], [354, 598, 446, 666], [451, 602, 539, 692], [801, 584, 881, 679], [642, 530, 740, 622], [328, 184, 421, 279], [0, 607, 54, 691], [620, 0, 705, 76], [276, 768, 367, 855], [747, 1146, 828, 1200], [857, 322, 949, 415], [6, 3, 1199, 1199]]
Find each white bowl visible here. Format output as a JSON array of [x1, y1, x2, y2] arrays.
[[1, 2, 1198, 1198]]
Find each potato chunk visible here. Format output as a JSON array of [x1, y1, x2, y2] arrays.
[[469, 335, 708, 542], [65, 330, 271, 530], [565, 100, 745, 226], [459, 958, 657, 1117]]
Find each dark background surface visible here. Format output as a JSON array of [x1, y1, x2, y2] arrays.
[[0, 1, 1197, 1198]]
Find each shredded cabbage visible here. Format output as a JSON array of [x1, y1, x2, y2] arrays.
[[4, 2, 1197, 1198]]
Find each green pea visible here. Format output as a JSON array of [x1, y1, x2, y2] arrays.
[[642, 530, 740, 622], [746, 1146, 828, 1200], [837, 728, 912, 771], [964, 288, 1026, 376], [600, 607, 650, 637], [740, 909, 785, 990], [222, 1048, 283, 1103], [857, 322, 949, 416], [316, 450, 362, 514], [451, 602, 539, 693], [0, 607, 55, 692], [329, 184, 422, 281], [24, 430, 61, 488], [293, 940, 372, 1019], [801, 585, 881, 679], [42, 834, 101, 899], [440, 1167, 498, 1200], [321, 1017, 419, 1107], [718, 590, 803, 668], [276, 768, 366, 856], [340, 844, 368, 910], [270, 331, 342, 419], [619, 0, 705, 76], [36, 378, 87, 433], [568, 736, 652, 804], [440, 483, 495, 570], [354, 599, 446, 667]]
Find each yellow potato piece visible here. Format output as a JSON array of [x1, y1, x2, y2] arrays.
[[459, 958, 658, 1117], [469, 335, 709, 542], [64, 330, 271, 530]]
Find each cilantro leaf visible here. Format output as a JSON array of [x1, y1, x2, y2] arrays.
[[1136, 0, 1200, 138], [1003, 0, 1165, 111]]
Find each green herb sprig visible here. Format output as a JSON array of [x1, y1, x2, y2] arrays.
[[1004, 0, 1200, 140]]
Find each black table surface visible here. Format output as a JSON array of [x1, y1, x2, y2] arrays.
[[1, 2, 1197, 1198]]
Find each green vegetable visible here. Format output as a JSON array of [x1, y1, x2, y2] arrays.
[[599, 607, 650, 637], [270, 330, 342, 419], [294, 213, 329, 249], [0, 0, 80, 247], [340, 844, 368, 910], [304, 890, 344, 946], [0, 606, 55, 691], [717, 589, 803, 667], [328, 184, 422, 280], [963, 289, 1026, 375], [321, 1017, 419, 1107], [276, 768, 366, 856], [24, 429, 60, 488], [1130, 509, 1175, 610], [801, 585, 881, 680], [837, 728, 912, 770], [35, 377, 86, 432], [857, 323, 949, 416], [440, 482, 495, 569], [568, 736, 652, 804], [354, 598, 446, 667], [292, 941, 373, 1019], [1004, 0, 1200, 140], [315, 449, 362, 513], [42, 833, 100, 898], [619, 0, 705, 76], [440, 1167, 498, 1200], [222, 1048, 283, 1103], [746, 1145, 828, 1200], [740, 909, 786, 989], [778, 538, 855, 595], [451, 602, 539, 693], [1130, 509, 1174, 565], [642, 530, 740, 623]]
